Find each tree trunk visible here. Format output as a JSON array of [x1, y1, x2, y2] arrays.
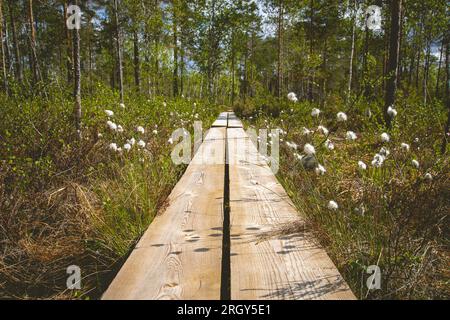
[[153, 38, 159, 95], [308, 0, 314, 101], [423, 39, 431, 105], [347, 0, 356, 103], [249, 31, 255, 98], [172, 1, 179, 97], [243, 41, 249, 103], [407, 28, 416, 87], [206, 0, 216, 100], [73, 0, 81, 139], [110, 30, 116, 90], [384, 0, 402, 129], [362, 24, 370, 97], [64, 1, 73, 83], [113, 0, 124, 103], [87, 20, 93, 93], [3, 7, 10, 74], [435, 38, 444, 97], [180, 32, 185, 96], [397, 4, 405, 86], [133, 30, 140, 91], [231, 31, 235, 105], [0, 0, 9, 95], [414, 21, 423, 90], [441, 40, 449, 154], [28, 0, 38, 84], [276, 0, 283, 99], [321, 39, 327, 106]]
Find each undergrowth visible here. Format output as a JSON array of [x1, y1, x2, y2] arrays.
[[0, 84, 222, 299], [235, 93, 449, 300]]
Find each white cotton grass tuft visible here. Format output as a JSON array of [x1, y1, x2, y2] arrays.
[[117, 125, 124, 133], [315, 164, 326, 175], [127, 137, 136, 146], [123, 143, 132, 152], [412, 159, 420, 169], [105, 110, 114, 117], [381, 132, 390, 143], [379, 147, 390, 157], [277, 128, 286, 135], [424, 173, 433, 181], [168, 137, 174, 145], [311, 108, 321, 117], [371, 154, 385, 167], [387, 106, 398, 118], [109, 143, 118, 152], [302, 127, 312, 135], [358, 161, 367, 170], [346, 131, 357, 141], [119, 103, 126, 109], [137, 140, 146, 149], [107, 120, 117, 131], [136, 126, 145, 134], [401, 143, 410, 152], [303, 143, 316, 155], [337, 112, 348, 122], [153, 129, 158, 135], [354, 204, 366, 216], [324, 139, 335, 151], [287, 92, 298, 102], [327, 201, 339, 211], [286, 141, 298, 150], [317, 125, 329, 136]]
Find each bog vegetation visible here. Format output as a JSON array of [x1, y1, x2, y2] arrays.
[[0, 0, 448, 299]]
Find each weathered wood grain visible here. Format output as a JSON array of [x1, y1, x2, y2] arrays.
[[227, 112, 243, 128], [228, 128, 356, 300], [102, 127, 226, 300], [212, 112, 228, 127], [103, 113, 356, 301]]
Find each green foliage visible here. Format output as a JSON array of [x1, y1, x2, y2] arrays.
[[235, 96, 449, 300], [0, 84, 222, 299]]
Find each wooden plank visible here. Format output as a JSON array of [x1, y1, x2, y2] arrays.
[[228, 128, 356, 300], [212, 112, 228, 127], [227, 112, 243, 128], [102, 127, 226, 300]]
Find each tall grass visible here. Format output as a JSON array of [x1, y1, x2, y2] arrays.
[[235, 94, 449, 299], [0, 84, 222, 299]]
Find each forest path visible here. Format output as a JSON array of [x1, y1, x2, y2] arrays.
[[102, 112, 355, 300]]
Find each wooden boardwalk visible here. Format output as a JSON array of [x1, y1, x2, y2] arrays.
[[102, 112, 355, 300]]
